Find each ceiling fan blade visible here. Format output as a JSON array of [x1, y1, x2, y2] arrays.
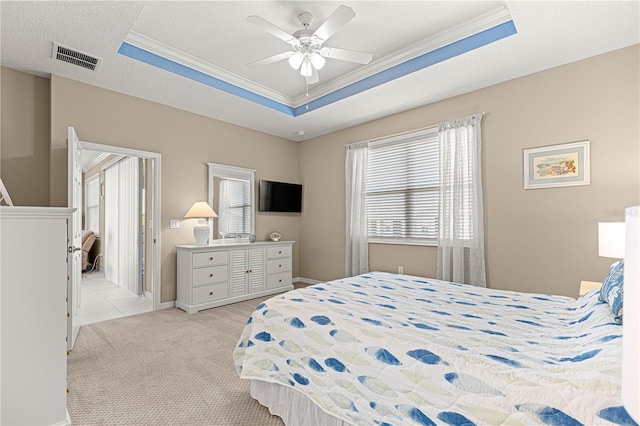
[[246, 15, 299, 46], [312, 5, 355, 43], [306, 68, 319, 85], [247, 51, 294, 67], [320, 47, 372, 64]]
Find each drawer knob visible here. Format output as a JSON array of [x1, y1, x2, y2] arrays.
[[209, 292, 214, 296], [209, 274, 213, 277], [279, 279, 282, 283], [209, 257, 213, 261], [278, 250, 282, 254], [279, 264, 282, 268]]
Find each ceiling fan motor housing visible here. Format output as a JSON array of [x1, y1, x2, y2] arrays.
[[297, 11, 313, 28]]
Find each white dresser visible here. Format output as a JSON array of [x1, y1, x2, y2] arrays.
[[1, 206, 72, 426], [176, 241, 294, 314]]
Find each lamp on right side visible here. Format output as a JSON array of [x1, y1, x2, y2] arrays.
[[623, 207, 639, 423], [598, 222, 626, 259]]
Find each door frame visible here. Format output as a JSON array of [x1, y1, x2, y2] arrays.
[[79, 141, 162, 311]]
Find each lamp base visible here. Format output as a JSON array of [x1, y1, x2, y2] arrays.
[[193, 224, 210, 246]]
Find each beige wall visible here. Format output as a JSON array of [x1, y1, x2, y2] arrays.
[[0, 66, 50, 206], [3, 45, 638, 301], [299, 45, 640, 297], [49, 76, 300, 303]]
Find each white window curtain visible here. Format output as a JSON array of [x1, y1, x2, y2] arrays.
[[104, 156, 141, 295], [345, 141, 369, 277], [437, 114, 487, 287]]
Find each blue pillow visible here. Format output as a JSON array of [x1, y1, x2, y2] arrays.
[[599, 260, 624, 323]]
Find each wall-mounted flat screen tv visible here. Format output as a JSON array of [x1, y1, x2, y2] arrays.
[[259, 180, 302, 213]]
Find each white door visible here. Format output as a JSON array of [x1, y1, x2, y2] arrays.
[[67, 127, 82, 350]]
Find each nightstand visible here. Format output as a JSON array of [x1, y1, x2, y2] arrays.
[[579, 280, 602, 297]]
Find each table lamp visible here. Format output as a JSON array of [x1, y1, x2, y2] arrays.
[[598, 222, 625, 259], [184, 202, 217, 246]]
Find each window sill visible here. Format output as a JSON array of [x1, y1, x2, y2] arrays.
[[368, 238, 437, 247]]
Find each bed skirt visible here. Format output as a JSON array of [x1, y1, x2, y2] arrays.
[[250, 380, 348, 425]]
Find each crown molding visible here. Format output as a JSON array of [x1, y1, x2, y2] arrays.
[[122, 6, 512, 110], [123, 30, 294, 106], [293, 6, 513, 107]]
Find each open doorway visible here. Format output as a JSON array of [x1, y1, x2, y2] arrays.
[[75, 142, 161, 325]]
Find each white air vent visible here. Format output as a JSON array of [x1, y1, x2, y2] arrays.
[[52, 42, 102, 71]]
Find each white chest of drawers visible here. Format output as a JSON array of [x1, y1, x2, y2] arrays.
[[176, 241, 294, 314]]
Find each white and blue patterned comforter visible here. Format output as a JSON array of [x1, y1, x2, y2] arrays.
[[234, 272, 633, 425]]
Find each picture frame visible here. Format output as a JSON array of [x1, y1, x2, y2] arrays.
[[0, 178, 14, 206], [523, 140, 590, 189]]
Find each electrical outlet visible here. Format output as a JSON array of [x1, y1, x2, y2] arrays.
[[398, 266, 404, 275], [169, 220, 180, 229]]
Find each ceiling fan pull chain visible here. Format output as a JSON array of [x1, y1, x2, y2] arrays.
[[306, 82, 310, 110]]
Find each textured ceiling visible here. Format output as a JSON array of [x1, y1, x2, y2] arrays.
[[1, 1, 638, 142]]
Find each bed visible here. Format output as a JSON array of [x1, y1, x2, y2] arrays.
[[233, 272, 632, 425]]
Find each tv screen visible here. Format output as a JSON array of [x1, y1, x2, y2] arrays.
[[259, 180, 302, 213]]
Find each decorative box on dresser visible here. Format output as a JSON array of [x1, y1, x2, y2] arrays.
[[176, 241, 294, 314], [1, 206, 73, 426]]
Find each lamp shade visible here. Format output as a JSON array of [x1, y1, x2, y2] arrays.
[[598, 222, 625, 258], [184, 202, 217, 219]]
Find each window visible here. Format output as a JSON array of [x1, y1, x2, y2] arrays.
[[219, 177, 251, 235], [207, 162, 255, 240], [366, 128, 439, 245], [84, 174, 100, 234]]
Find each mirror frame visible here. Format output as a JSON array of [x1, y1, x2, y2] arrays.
[[207, 162, 256, 241]]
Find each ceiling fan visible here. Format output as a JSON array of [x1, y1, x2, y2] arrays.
[[247, 5, 373, 85]]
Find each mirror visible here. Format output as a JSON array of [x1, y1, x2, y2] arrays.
[[207, 162, 255, 241]]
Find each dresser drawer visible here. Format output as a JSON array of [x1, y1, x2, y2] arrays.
[[266, 258, 291, 274], [192, 282, 228, 305], [266, 245, 292, 259], [193, 265, 227, 286], [193, 251, 228, 267], [267, 272, 292, 290]]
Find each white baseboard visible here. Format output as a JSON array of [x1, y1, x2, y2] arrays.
[[145, 290, 152, 299], [294, 276, 322, 285], [160, 301, 176, 310]]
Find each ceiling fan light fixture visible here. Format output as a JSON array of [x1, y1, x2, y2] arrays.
[[288, 51, 304, 69], [300, 58, 313, 77], [309, 52, 326, 70]]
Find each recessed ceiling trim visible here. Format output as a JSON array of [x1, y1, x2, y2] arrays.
[[292, 6, 514, 107], [124, 31, 293, 106], [117, 13, 517, 117], [118, 42, 296, 116], [294, 20, 517, 116]]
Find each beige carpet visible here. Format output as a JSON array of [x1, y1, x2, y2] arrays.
[[67, 297, 284, 425]]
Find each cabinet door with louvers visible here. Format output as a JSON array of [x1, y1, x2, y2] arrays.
[[230, 248, 265, 297], [230, 249, 249, 298], [247, 248, 265, 294]]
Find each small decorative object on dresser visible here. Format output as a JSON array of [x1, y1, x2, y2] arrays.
[[176, 240, 294, 314], [269, 231, 281, 242], [248, 234, 256, 243]]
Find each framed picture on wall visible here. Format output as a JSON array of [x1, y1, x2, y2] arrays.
[[523, 140, 590, 189], [0, 178, 14, 206]]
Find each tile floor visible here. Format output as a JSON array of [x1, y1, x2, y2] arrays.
[[80, 271, 153, 325]]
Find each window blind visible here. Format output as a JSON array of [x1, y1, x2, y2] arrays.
[[366, 128, 439, 244], [223, 178, 251, 234], [85, 175, 100, 234]]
